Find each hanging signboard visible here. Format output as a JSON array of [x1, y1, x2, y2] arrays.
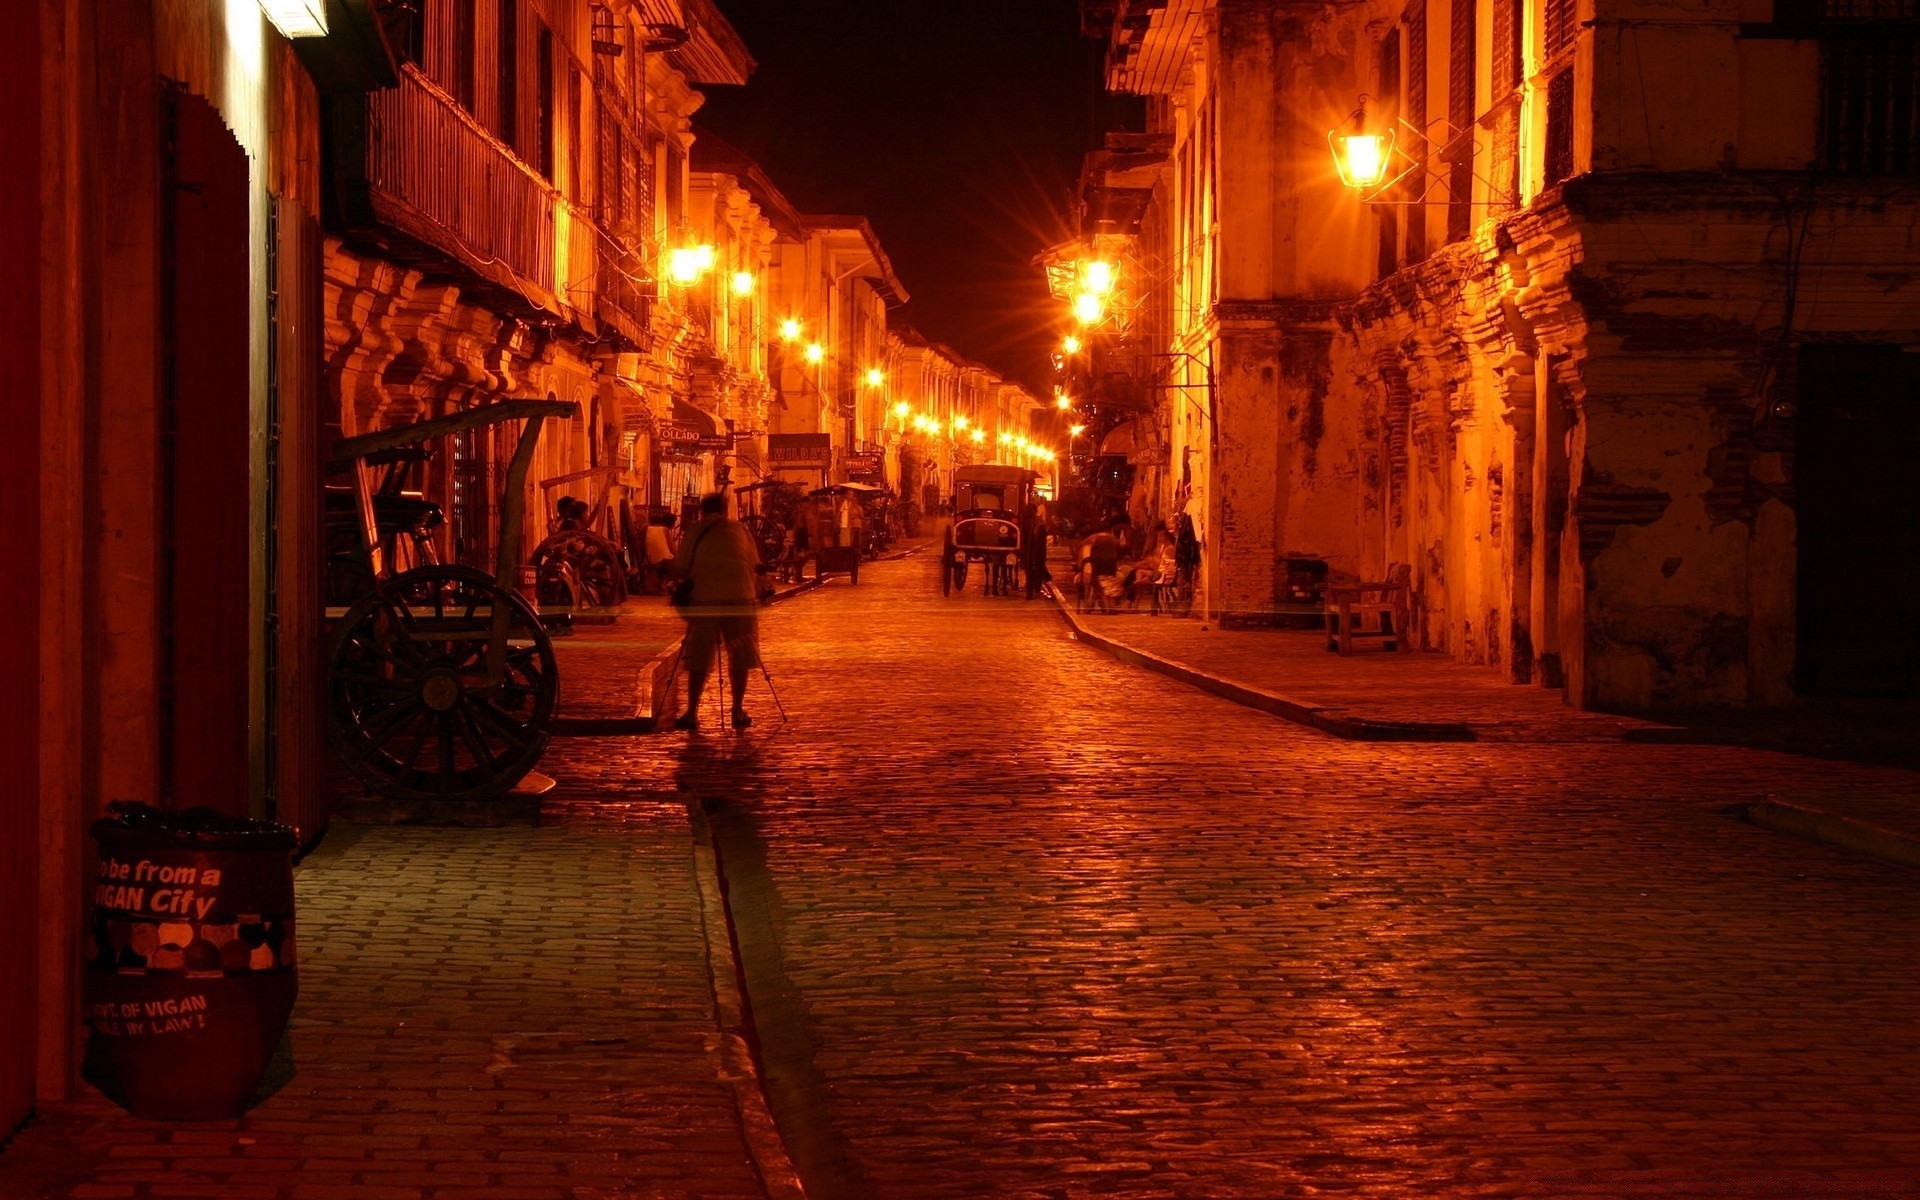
[[767, 433, 831, 467], [844, 452, 885, 483]]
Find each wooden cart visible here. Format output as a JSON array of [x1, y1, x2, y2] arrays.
[[324, 400, 574, 803]]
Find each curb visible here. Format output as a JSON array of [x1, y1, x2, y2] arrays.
[[1050, 593, 1475, 742], [685, 798, 809, 1200], [1744, 796, 1920, 870]]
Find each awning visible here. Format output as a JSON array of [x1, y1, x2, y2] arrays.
[[671, 398, 725, 440], [1098, 420, 1141, 458]]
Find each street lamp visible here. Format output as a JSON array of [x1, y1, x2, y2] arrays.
[[865, 367, 886, 387], [731, 271, 756, 296], [1072, 292, 1105, 325], [804, 342, 825, 365], [1061, 335, 1082, 356], [779, 317, 803, 341], [667, 240, 716, 287]]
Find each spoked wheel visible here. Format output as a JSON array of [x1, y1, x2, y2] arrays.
[[327, 565, 558, 803], [531, 529, 628, 608]]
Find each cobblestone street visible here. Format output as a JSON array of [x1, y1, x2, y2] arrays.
[[547, 552, 1920, 1199]]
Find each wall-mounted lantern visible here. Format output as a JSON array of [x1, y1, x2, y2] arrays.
[[1329, 101, 1395, 190]]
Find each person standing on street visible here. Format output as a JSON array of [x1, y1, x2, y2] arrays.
[[672, 493, 765, 731]]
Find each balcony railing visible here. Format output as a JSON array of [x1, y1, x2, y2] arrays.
[[328, 66, 647, 338]]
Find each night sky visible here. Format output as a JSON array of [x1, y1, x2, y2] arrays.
[[696, 1, 1106, 391]]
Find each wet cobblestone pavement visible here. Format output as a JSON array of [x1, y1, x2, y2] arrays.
[[1, 805, 779, 1200], [547, 553, 1920, 1200]]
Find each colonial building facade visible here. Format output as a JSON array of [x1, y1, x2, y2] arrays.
[[1075, 0, 1920, 710]]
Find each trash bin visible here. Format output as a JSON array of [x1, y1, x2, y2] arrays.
[[87, 802, 298, 1120]]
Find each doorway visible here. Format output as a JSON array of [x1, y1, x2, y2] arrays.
[[1796, 345, 1920, 697]]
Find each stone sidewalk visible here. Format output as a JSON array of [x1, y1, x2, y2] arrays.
[[1054, 594, 1920, 868], [1054, 596, 1669, 742], [0, 797, 803, 1200]]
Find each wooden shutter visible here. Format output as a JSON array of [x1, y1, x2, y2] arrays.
[[1405, 0, 1428, 262], [1543, 0, 1576, 59], [498, 0, 518, 148], [1493, 0, 1522, 89], [1447, 0, 1477, 242], [1376, 29, 1402, 277], [1543, 68, 1576, 185], [1490, 0, 1523, 206]]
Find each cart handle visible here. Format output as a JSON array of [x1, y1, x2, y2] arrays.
[[326, 400, 577, 472]]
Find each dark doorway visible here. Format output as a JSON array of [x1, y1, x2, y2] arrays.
[[1796, 345, 1920, 697], [164, 87, 254, 811]]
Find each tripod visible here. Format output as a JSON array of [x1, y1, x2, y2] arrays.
[[698, 632, 789, 731]]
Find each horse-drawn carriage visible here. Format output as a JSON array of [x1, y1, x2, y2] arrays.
[[940, 465, 1039, 598]]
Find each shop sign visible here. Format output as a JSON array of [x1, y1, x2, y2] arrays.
[[693, 435, 733, 452], [657, 423, 702, 445], [844, 452, 885, 482], [767, 433, 831, 467]]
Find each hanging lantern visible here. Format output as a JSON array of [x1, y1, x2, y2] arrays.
[[1329, 102, 1395, 189]]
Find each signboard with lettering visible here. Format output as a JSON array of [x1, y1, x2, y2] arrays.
[[767, 433, 831, 467], [844, 452, 885, 483]]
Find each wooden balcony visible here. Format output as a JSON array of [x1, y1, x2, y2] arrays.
[[326, 66, 647, 341]]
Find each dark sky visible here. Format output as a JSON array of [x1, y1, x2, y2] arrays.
[[695, 1, 1103, 391]]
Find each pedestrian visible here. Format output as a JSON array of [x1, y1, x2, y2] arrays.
[[1021, 500, 1050, 600], [555, 496, 589, 531], [643, 511, 677, 595], [671, 492, 766, 731], [1080, 524, 1121, 613]]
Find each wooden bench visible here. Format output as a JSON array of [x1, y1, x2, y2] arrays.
[[1324, 563, 1413, 655]]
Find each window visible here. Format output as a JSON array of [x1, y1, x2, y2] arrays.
[[498, 0, 518, 147], [535, 23, 554, 179], [565, 62, 582, 195], [1446, 0, 1477, 243], [1405, 0, 1429, 262], [1814, 0, 1920, 173], [1542, 68, 1576, 186], [452, 0, 477, 111], [1542, 0, 1577, 60], [1489, 0, 1523, 204], [1375, 28, 1402, 279]]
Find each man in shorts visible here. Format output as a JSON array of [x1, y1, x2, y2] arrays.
[[672, 492, 765, 730]]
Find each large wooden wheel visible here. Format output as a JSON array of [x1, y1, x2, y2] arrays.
[[327, 565, 558, 802], [531, 529, 628, 608]]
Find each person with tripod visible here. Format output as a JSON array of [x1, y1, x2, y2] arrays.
[[670, 492, 768, 731]]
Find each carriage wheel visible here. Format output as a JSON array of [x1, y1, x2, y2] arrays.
[[530, 529, 628, 608], [327, 565, 558, 803], [940, 534, 953, 596]]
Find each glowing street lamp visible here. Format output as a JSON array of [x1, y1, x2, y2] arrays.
[[804, 342, 825, 365], [1060, 335, 1082, 355], [952, 415, 970, 432], [1055, 394, 1073, 411], [892, 400, 911, 419], [731, 271, 756, 296], [970, 429, 985, 444], [779, 317, 803, 341], [865, 367, 886, 387], [1072, 292, 1105, 325], [1069, 423, 1086, 437], [668, 242, 716, 287], [1081, 259, 1117, 296], [1329, 103, 1396, 189]]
